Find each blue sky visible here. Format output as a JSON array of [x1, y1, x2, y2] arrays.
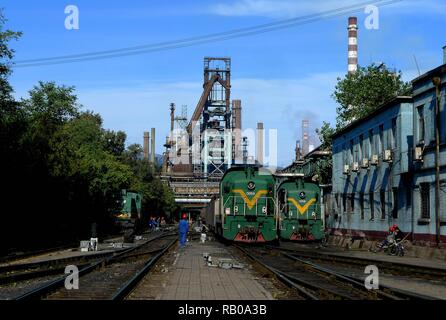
[[3, 0, 446, 166]]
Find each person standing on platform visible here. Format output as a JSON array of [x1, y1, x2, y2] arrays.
[[179, 213, 189, 248]]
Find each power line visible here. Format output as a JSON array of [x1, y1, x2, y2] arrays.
[[13, 0, 402, 68]]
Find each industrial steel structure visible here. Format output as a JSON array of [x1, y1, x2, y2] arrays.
[[161, 57, 249, 213]]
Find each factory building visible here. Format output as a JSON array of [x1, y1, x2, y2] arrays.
[[330, 96, 414, 239], [330, 48, 446, 245], [411, 58, 446, 244]]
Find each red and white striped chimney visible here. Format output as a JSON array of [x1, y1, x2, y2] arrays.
[[348, 16, 358, 74]]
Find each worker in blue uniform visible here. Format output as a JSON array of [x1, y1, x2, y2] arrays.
[[179, 213, 189, 248]]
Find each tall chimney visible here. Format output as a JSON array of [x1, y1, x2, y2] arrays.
[[256, 122, 264, 166], [150, 127, 156, 165], [348, 16, 358, 74], [232, 100, 242, 162], [170, 103, 175, 134], [143, 131, 150, 160]]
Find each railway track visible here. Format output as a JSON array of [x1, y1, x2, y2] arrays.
[[267, 245, 446, 280], [1, 232, 176, 300], [235, 245, 434, 300], [0, 233, 164, 289], [0, 233, 127, 265]]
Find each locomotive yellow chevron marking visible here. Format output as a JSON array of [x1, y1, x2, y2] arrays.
[[232, 189, 268, 209], [288, 197, 316, 215]]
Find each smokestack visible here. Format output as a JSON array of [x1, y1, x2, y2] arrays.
[[143, 132, 150, 160], [150, 128, 156, 165], [170, 103, 175, 134], [443, 45, 446, 65], [348, 16, 358, 74], [232, 100, 242, 162], [256, 122, 264, 166]]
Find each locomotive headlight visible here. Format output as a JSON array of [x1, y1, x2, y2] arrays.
[[237, 224, 241, 229], [234, 206, 239, 213], [292, 226, 295, 230], [312, 212, 317, 219], [225, 208, 230, 215], [262, 206, 267, 214]]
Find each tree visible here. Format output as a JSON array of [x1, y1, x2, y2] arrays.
[[0, 9, 24, 169], [103, 130, 126, 158], [0, 9, 178, 252], [332, 63, 411, 128], [315, 121, 336, 152], [122, 143, 177, 217], [0, 9, 21, 103]]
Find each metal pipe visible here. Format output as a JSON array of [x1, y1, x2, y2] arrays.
[[432, 77, 442, 245]]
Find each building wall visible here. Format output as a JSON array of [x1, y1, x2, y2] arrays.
[[412, 66, 446, 242], [331, 100, 414, 238], [330, 64, 446, 244]]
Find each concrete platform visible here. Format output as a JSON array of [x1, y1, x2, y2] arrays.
[[128, 239, 278, 300], [0, 236, 139, 266]]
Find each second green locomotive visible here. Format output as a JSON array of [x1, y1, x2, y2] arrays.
[[276, 175, 324, 241]]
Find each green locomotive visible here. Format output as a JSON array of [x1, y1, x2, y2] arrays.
[[114, 190, 142, 222], [213, 166, 277, 243], [113, 190, 143, 242], [276, 174, 324, 241]]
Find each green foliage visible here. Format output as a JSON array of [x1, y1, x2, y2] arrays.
[[49, 112, 132, 196], [0, 11, 176, 253], [332, 63, 411, 128], [1, 9, 24, 164], [103, 130, 126, 157], [0, 9, 21, 102], [315, 121, 335, 152], [122, 143, 178, 217]]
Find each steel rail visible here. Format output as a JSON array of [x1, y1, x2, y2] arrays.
[[233, 245, 318, 300], [280, 252, 436, 300], [236, 245, 371, 300], [268, 245, 446, 278], [112, 238, 177, 300], [14, 232, 177, 300]]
